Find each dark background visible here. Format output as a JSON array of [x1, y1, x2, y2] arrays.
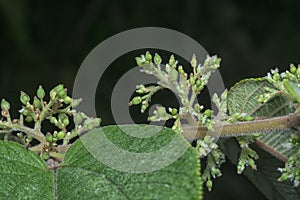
[[1, 0, 300, 199]]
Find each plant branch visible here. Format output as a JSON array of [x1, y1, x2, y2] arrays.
[[182, 113, 300, 140]]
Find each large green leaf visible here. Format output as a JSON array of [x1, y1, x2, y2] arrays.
[[225, 78, 300, 200], [0, 141, 54, 199], [58, 124, 201, 200], [0, 125, 201, 199]]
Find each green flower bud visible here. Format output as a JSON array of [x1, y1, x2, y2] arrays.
[[17, 132, 23, 138], [290, 64, 297, 74], [189, 76, 195, 86], [63, 118, 69, 126], [42, 152, 50, 160], [145, 51, 152, 61], [50, 117, 57, 124], [53, 131, 58, 138], [92, 118, 101, 127], [135, 57, 144, 66], [154, 53, 162, 65], [206, 179, 213, 191], [57, 131, 66, 140], [1, 99, 10, 110], [53, 84, 64, 92], [191, 54, 197, 68], [203, 109, 212, 117], [25, 116, 33, 122], [131, 96, 142, 105], [141, 105, 147, 113], [57, 89, 67, 98], [71, 99, 82, 108], [37, 85, 45, 99], [171, 108, 178, 115], [46, 133, 53, 143], [20, 91, 30, 105], [178, 65, 184, 74], [169, 55, 176, 67], [33, 96, 41, 109], [273, 72, 280, 81], [74, 113, 83, 124], [63, 96, 72, 104], [279, 173, 288, 181], [58, 113, 67, 121], [196, 79, 202, 87], [297, 67, 300, 76]]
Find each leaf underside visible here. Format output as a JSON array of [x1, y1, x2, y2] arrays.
[[0, 125, 201, 200], [225, 78, 300, 200]]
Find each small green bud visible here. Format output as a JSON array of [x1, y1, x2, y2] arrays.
[[135, 57, 144, 66], [191, 54, 197, 68], [46, 133, 53, 143], [154, 53, 162, 65], [290, 64, 297, 74], [25, 116, 33, 122], [145, 51, 152, 61], [57, 131, 66, 140], [171, 108, 178, 115], [74, 113, 83, 124], [1, 99, 10, 110], [37, 85, 45, 99], [141, 104, 147, 112], [63, 118, 69, 126], [20, 91, 30, 105], [53, 131, 58, 138], [71, 99, 82, 108], [178, 65, 184, 74], [131, 96, 142, 105], [58, 113, 67, 121], [21, 108, 30, 116], [244, 116, 254, 121], [169, 55, 176, 67], [206, 179, 213, 191], [273, 72, 280, 81], [196, 79, 202, 87], [203, 109, 212, 117], [297, 67, 300, 76], [42, 152, 50, 160], [57, 89, 67, 98], [33, 96, 41, 108], [189, 76, 195, 86], [92, 118, 101, 127], [63, 96, 72, 104], [50, 117, 57, 124], [53, 84, 64, 92]]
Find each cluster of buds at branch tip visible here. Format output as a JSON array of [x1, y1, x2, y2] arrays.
[[0, 84, 102, 163]]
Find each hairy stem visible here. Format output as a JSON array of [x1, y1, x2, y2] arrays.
[[0, 121, 47, 144], [182, 113, 300, 140]]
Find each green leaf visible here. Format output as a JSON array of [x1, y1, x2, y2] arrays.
[[57, 124, 202, 199], [0, 125, 201, 199], [0, 141, 54, 199], [225, 78, 300, 200]]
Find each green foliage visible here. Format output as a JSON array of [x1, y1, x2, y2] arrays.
[[0, 85, 101, 161], [0, 125, 201, 199], [130, 52, 225, 190], [226, 78, 300, 199], [131, 52, 300, 199], [0, 141, 54, 199]]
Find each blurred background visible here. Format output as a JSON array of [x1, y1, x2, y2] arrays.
[[1, 0, 300, 199]]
